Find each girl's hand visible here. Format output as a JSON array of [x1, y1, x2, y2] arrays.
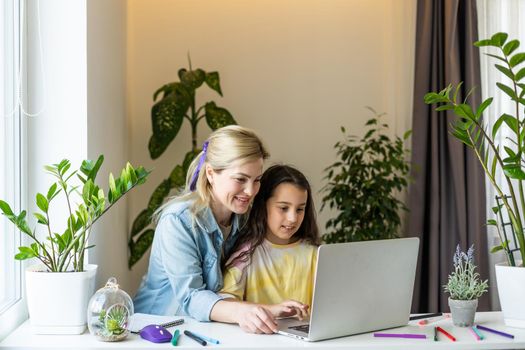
[[268, 299, 309, 320], [235, 303, 279, 334]]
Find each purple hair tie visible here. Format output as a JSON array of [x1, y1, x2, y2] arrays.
[[190, 141, 209, 191]]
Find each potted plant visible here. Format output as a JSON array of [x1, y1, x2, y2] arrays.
[[425, 32, 525, 327], [0, 156, 149, 334], [127, 58, 236, 268], [321, 108, 411, 243], [444, 245, 488, 327]]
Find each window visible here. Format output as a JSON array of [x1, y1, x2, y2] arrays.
[[477, 0, 525, 308], [0, 0, 26, 340]]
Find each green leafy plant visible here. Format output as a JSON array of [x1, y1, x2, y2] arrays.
[[0, 156, 149, 272], [321, 108, 411, 243], [99, 304, 129, 337], [444, 245, 488, 300], [127, 59, 237, 268], [424, 32, 525, 266]]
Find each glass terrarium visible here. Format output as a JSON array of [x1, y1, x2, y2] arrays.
[[87, 277, 134, 341]]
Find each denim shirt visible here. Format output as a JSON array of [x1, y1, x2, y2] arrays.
[[133, 199, 241, 321]]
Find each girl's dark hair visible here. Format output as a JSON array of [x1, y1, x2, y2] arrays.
[[223, 164, 320, 270]]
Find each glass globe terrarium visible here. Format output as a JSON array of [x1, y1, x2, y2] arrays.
[[87, 277, 133, 341]]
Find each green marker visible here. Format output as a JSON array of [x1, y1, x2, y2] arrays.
[[434, 326, 438, 341], [171, 329, 180, 346]]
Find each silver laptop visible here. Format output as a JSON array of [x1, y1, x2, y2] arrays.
[[277, 237, 419, 341]]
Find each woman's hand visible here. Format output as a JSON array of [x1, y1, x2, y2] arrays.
[[267, 299, 309, 320]]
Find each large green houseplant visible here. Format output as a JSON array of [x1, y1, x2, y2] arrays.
[[0, 156, 149, 334], [127, 61, 237, 268], [424, 32, 525, 327], [321, 108, 411, 243]]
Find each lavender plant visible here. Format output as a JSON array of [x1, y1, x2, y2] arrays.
[[444, 245, 488, 300]]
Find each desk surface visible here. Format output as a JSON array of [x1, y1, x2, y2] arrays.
[[1, 312, 524, 350]]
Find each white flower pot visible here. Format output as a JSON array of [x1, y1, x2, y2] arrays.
[[495, 262, 525, 328], [25, 264, 97, 334]]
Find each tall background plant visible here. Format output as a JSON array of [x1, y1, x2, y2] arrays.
[[425, 32, 525, 267], [321, 108, 411, 243], [128, 59, 236, 267]]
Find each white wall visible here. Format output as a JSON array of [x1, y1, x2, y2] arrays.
[[127, 0, 417, 291]]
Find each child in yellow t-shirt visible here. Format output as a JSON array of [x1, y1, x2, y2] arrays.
[[220, 164, 320, 318]]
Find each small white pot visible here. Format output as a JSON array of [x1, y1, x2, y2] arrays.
[[495, 262, 525, 328], [25, 264, 97, 334]]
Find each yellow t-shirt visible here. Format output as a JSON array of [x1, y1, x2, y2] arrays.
[[220, 239, 317, 306]]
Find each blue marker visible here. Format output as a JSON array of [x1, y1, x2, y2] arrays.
[[187, 330, 220, 344]]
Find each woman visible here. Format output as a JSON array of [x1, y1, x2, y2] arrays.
[[134, 126, 302, 334]]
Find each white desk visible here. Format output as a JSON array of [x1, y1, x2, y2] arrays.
[[1, 312, 524, 350]]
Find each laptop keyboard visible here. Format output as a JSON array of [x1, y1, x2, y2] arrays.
[[289, 324, 309, 333]]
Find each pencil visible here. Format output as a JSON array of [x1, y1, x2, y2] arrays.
[[436, 326, 456, 342]]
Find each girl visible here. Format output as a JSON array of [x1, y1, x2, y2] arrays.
[[220, 164, 320, 318], [134, 126, 301, 334]]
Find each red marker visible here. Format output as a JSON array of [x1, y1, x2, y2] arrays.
[[436, 326, 456, 342]]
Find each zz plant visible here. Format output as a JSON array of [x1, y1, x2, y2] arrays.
[[321, 108, 411, 243], [128, 59, 236, 268], [0, 156, 149, 272], [425, 32, 525, 266]]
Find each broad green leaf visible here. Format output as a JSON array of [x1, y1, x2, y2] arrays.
[[516, 67, 525, 81], [504, 39, 520, 56], [109, 173, 117, 198], [128, 229, 155, 268], [510, 52, 525, 67], [148, 179, 171, 212], [204, 102, 236, 130], [492, 113, 518, 138], [0, 200, 14, 216], [204, 72, 222, 96], [454, 104, 476, 121], [149, 85, 190, 159], [474, 39, 493, 47], [180, 69, 206, 90], [169, 165, 186, 189], [403, 130, 412, 140], [46, 183, 58, 201], [491, 32, 508, 46], [54, 233, 66, 252], [36, 193, 49, 213], [491, 152, 498, 178], [33, 213, 48, 225], [503, 164, 525, 179], [485, 53, 506, 62], [15, 246, 37, 260], [436, 105, 454, 111], [495, 64, 514, 80], [487, 219, 498, 226], [453, 82, 464, 103], [131, 209, 153, 238], [476, 97, 493, 119], [490, 245, 504, 253], [497, 82, 518, 100]]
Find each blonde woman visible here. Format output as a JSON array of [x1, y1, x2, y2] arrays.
[[134, 126, 302, 333]]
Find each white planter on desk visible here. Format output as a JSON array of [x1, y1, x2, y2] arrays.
[[25, 264, 97, 334], [496, 261, 525, 328]]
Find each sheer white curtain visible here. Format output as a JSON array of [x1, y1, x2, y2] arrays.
[[477, 0, 525, 309]]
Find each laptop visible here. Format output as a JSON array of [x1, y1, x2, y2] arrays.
[[277, 237, 419, 341]]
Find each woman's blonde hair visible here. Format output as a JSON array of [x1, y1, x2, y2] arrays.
[[157, 125, 269, 219]]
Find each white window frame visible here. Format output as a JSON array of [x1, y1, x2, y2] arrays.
[[0, 0, 28, 340]]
